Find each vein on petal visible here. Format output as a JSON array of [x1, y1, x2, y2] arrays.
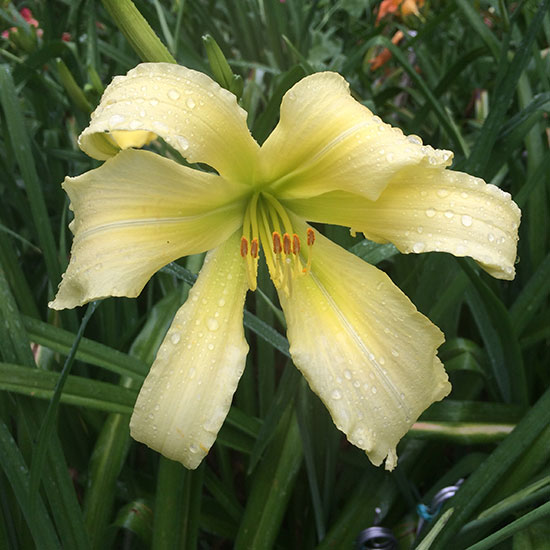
[[308, 270, 411, 420], [76, 203, 240, 239]]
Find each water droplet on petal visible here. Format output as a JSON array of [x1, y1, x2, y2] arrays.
[[425, 208, 436, 218], [168, 89, 180, 100], [177, 136, 189, 150], [109, 114, 125, 126], [207, 318, 219, 331], [344, 369, 352, 380], [407, 134, 422, 145], [218, 298, 226, 307], [189, 444, 198, 454], [170, 332, 181, 345], [437, 189, 449, 198], [331, 389, 342, 400], [371, 386, 377, 394], [208, 343, 214, 351], [444, 210, 454, 219], [461, 215, 473, 227], [391, 349, 400, 357], [413, 242, 425, 253], [488, 233, 495, 242], [186, 97, 196, 109]]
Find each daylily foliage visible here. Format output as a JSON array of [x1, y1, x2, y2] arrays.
[[50, 63, 520, 470]]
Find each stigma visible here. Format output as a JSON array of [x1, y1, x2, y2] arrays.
[[239, 193, 315, 294]]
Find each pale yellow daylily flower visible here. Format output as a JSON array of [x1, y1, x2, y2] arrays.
[[49, 63, 520, 470]]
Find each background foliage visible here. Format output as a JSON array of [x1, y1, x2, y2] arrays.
[[0, 0, 549, 549]]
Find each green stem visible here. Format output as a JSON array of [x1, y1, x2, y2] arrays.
[[101, 0, 176, 64]]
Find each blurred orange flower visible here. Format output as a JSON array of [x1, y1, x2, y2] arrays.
[[376, 0, 425, 23], [369, 30, 404, 71]]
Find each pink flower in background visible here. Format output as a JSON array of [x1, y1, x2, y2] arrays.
[[2, 7, 43, 41]]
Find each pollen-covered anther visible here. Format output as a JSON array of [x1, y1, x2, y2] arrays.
[[272, 231, 282, 254], [240, 236, 248, 257], [307, 228, 315, 247], [304, 228, 315, 274], [283, 233, 292, 255], [250, 238, 259, 259], [292, 234, 300, 255]]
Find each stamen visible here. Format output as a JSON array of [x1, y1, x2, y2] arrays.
[[304, 228, 315, 273], [250, 238, 259, 259], [240, 236, 248, 257], [282, 233, 292, 255], [307, 228, 315, 247], [292, 234, 300, 255], [263, 193, 294, 236], [272, 232, 282, 254], [241, 193, 260, 292]]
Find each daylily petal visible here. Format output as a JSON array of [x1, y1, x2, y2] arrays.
[[49, 149, 247, 309], [130, 232, 249, 469], [278, 220, 450, 470], [79, 63, 259, 183], [259, 72, 452, 201], [284, 166, 520, 280]]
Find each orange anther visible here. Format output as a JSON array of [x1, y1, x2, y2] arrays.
[[272, 232, 282, 254], [283, 233, 291, 255], [292, 234, 300, 254], [240, 236, 248, 257], [307, 228, 315, 246], [250, 238, 259, 259]]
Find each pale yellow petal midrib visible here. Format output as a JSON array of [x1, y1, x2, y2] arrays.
[[268, 120, 373, 191], [75, 203, 242, 239], [308, 270, 411, 419]]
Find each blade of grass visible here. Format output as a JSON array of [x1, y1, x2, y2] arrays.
[[23, 315, 149, 379], [180, 464, 204, 549], [0, 66, 62, 291], [0, 265, 35, 367], [465, 0, 550, 176], [0, 362, 136, 413], [0, 228, 39, 318], [457, 479, 550, 548], [29, 301, 99, 506], [424, 386, 550, 549], [152, 458, 187, 549], [234, 406, 303, 550], [467, 501, 550, 550], [460, 259, 527, 407], [509, 252, 550, 335], [0, 421, 60, 549], [362, 34, 468, 155], [247, 362, 300, 474], [296, 379, 326, 542], [455, 0, 501, 59], [1, 263, 90, 548]]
